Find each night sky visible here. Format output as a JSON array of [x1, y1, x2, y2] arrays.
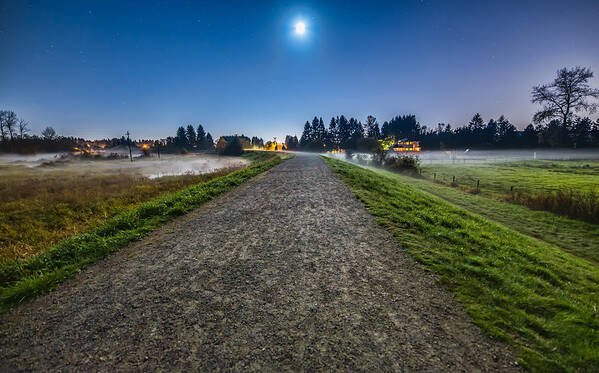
[[1, 0, 598, 140]]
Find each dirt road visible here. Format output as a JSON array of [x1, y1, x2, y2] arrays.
[[0, 154, 517, 371]]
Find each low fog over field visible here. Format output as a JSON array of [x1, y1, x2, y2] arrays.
[[0, 153, 249, 178], [325, 149, 599, 165], [415, 149, 599, 164]]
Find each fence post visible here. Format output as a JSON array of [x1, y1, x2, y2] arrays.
[[433, 172, 436, 180], [452, 175, 455, 184], [476, 179, 480, 192]]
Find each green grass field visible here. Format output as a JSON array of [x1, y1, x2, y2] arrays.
[[420, 160, 599, 223], [421, 160, 599, 194], [323, 157, 599, 372], [0, 151, 288, 312]]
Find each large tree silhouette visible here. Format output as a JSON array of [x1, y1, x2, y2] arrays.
[[532, 66, 599, 126]]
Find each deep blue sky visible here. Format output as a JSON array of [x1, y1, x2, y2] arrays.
[[1, 0, 598, 140]]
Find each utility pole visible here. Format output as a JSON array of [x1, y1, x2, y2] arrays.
[[126, 131, 133, 162]]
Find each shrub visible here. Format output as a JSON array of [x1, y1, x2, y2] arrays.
[[385, 155, 420, 173]]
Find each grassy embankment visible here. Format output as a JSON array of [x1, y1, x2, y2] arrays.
[[364, 166, 599, 265], [0, 151, 287, 312], [323, 157, 599, 372], [421, 160, 599, 223]]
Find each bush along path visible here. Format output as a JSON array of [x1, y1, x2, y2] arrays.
[[0, 153, 287, 312], [323, 156, 599, 372], [0, 153, 517, 371]]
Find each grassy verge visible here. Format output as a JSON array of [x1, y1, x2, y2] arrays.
[[323, 157, 599, 372], [421, 160, 599, 223], [0, 154, 288, 312], [363, 166, 599, 265]]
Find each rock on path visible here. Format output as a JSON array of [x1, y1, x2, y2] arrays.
[[0, 154, 518, 371]]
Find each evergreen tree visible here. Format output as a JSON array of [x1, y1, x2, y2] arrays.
[[522, 124, 538, 147], [347, 118, 365, 149], [365, 115, 380, 138], [467, 113, 485, 145], [251, 136, 262, 148], [591, 118, 599, 145], [327, 117, 338, 149], [310, 117, 319, 142], [318, 117, 327, 142], [381, 121, 390, 138], [285, 135, 299, 149], [186, 125, 197, 147], [300, 121, 312, 147], [222, 136, 243, 155], [497, 115, 517, 147], [469, 113, 485, 132], [539, 119, 570, 147], [309, 116, 326, 145], [206, 133, 214, 149], [197, 124, 206, 148], [349, 118, 364, 138], [385, 115, 420, 139], [484, 118, 498, 145], [176, 126, 187, 147], [337, 115, 351, 149], [571, 117, 593, 147]]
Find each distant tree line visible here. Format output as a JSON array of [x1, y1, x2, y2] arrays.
[[0, 113, 271, 157], [0, 110, 84, 153], [295, 66, 599, 151], [167, 125, 270, 156], [297, 113, 599, 152], [0, 116, 222, 154], [298, 115, 372, 152], [165, 124, 215, 152]]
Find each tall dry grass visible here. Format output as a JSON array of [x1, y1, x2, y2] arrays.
[[0, 167, 241, 261], [503, 189, 599, 224]]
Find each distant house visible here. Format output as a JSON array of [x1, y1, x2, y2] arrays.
[[391, 140, 421, 152]]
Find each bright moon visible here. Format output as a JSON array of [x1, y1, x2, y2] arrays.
[[295, 22, 306, 35]]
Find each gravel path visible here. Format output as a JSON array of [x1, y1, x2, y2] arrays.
[[0, 154, 518, 371]]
